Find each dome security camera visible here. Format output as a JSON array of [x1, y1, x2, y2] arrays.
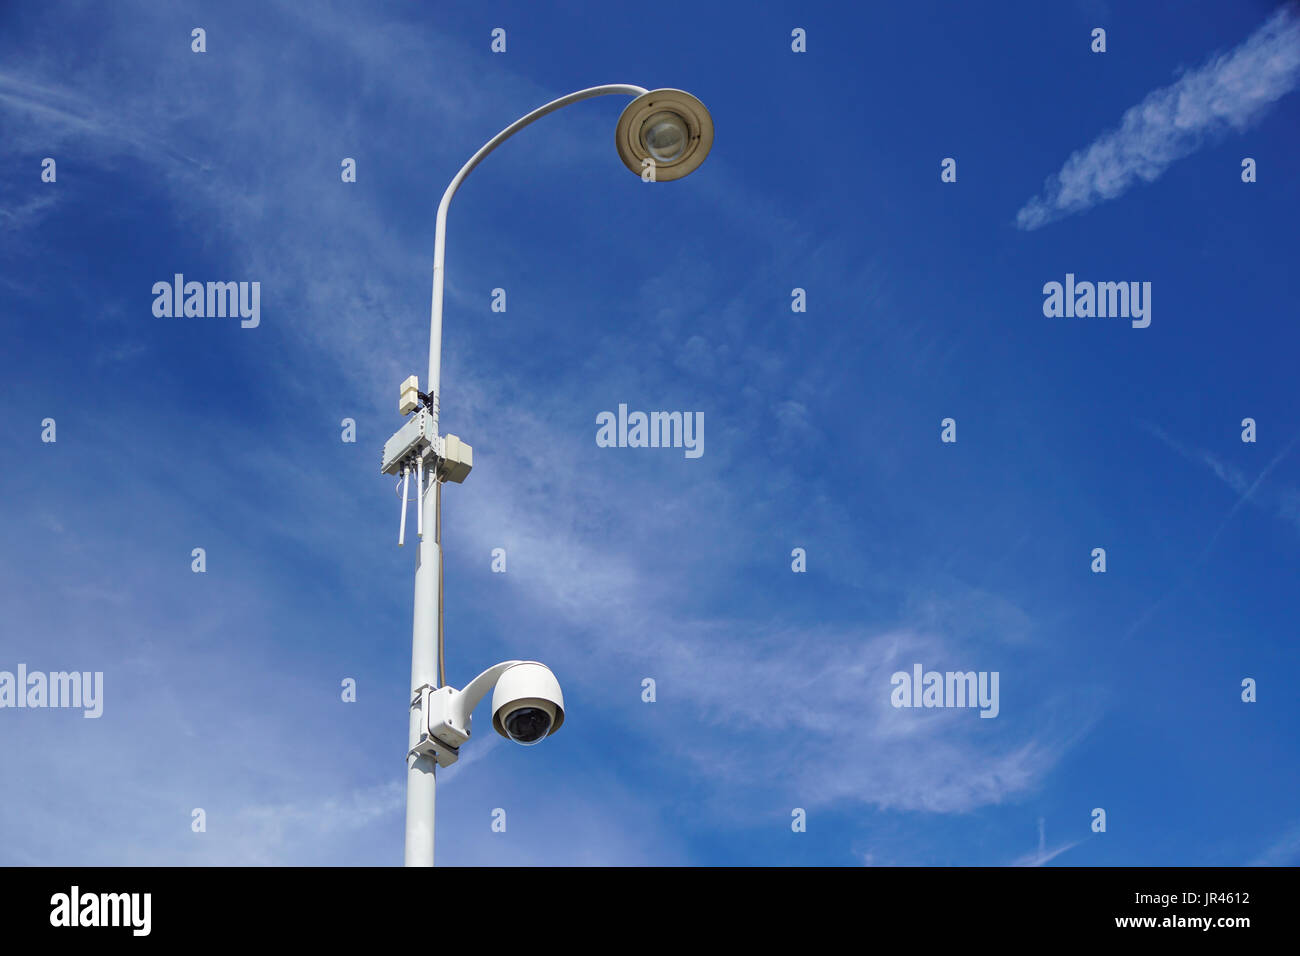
[[491, 662, 565, 746], [411, 660, 565, 767]]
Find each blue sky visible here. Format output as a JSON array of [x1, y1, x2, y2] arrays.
[[1, 0, 1298, 866]]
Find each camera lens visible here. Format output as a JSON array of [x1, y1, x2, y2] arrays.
[[504, 706, 552, 745]]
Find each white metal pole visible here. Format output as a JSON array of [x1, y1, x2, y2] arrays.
[[398, 466, 410, 547], [405, 84, 649, 867], [404, 479, 439, 866], [415, 456, 425, 538]]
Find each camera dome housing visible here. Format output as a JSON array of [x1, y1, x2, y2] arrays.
[[491, 662, 565, 745]]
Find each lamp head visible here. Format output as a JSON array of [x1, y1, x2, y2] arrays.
[[616, 88, 714, 181]]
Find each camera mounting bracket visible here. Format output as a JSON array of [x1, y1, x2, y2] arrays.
[[406, 662, 528, 768]]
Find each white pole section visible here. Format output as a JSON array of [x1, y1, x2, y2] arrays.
[[398, 466, 409, 548], [415, 456, 425, 539], [404, 481, 439, 866], [407, 84, 649, 867]]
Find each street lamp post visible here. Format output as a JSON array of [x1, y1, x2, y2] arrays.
[[381, 83, 714, 867]]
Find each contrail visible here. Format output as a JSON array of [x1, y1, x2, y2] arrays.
[[1124, 429, 1300, 639], [1017, 6, 1300, 230]]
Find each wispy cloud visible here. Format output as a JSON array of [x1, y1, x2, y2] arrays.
[[1010, 840, 1082, 867], [1009, 817, 1083, 866], [1017, 6, 1300, 230], [1250, 821, 1300, 865]]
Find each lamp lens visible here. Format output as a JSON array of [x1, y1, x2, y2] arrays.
[[642, 113, 687, 163]]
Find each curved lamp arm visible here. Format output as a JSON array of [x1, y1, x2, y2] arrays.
[[448, 659, 525, 726], [425, 84, 649, 432]]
